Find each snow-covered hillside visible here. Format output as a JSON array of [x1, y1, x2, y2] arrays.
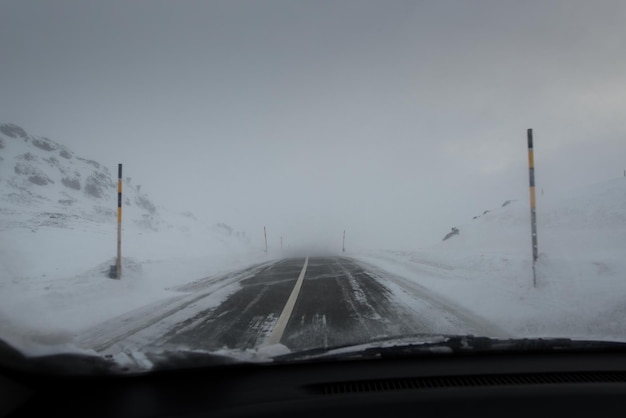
[[0, 123, 255, 275], [0, 122, 252, 236], [0, 123, 161, 226], [355, 177, 626, 342], [2, 123, 625, 355], [0, 123, 269, 353]]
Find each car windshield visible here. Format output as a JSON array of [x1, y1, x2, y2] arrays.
[[1, 0, 626, 372]]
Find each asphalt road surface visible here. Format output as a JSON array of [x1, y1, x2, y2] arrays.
[[155, 256, 473, 353]]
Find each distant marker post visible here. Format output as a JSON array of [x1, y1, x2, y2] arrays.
[[527, 130, 538, 287], [264, 226, 268, 253], [342, 230, 346, 253], [116, 163, 122, 279]]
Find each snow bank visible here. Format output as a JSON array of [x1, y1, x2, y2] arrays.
[[352, 177, 626, 342], [0, 124, 274, 354], [0, 216, 274, 355]]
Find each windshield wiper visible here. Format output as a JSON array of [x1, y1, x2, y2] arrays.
[[4, 336, 625, 375], [0, 338, 247, 376], [0, 339, 127, 376], [272, 335, 626, 362]]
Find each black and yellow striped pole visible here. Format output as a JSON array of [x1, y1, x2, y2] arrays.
[[527, 130, 538, 287], [116, 163, 122, 279]]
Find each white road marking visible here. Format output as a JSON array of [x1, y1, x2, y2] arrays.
[[266, 257, 309, 345]]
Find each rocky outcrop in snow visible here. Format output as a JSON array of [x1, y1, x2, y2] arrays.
[[0, 123, 159, 228]]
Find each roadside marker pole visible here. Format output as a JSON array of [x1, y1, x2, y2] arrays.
[[342, 230, 346, 253], [264, 226, 268, 253], [116, 163, 122, 279], [527, 129, 538, 287]]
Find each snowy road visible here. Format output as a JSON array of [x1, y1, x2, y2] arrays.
[[160, 257, 432, 352], [78, 256, 499, 358]]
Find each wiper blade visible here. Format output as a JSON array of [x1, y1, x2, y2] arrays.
[[0, 339, 125, 376], [142, 349, 249, 372], [273, 335, 626, 362], [271, 333, 451, 362], [0, 338, 247, 376]]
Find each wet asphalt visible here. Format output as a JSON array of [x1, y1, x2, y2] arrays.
[[160, 257, 426, 352]]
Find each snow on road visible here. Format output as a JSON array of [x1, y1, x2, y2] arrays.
[[0, 219, 275, 355], [2, 175, 626, 358], [350, 177, 626, 342]]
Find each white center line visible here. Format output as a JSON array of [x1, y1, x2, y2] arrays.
[[266, 257, 309, 345]]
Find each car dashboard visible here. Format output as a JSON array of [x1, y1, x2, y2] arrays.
[[2, 349, 626, 417]]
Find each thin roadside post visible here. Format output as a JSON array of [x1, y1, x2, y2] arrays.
[[527, 130, 538, 287], [116, 163, 122, 279]]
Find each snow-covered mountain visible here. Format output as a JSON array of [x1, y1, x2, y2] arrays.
[[0, 123, 257, 284], [2, 123, 165, 230], [2, 127, 625, 353], [435, 176, 626, 259], [0, 126, 270, 354], [356, 176, 626, 341], [0, 122, 249, 237]]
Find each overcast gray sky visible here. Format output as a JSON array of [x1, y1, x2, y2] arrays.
[[2, 0, 625, 251]]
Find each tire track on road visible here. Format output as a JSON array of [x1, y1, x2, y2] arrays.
[[75, 261, 277, 352], [347, 257, 510, 338]]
